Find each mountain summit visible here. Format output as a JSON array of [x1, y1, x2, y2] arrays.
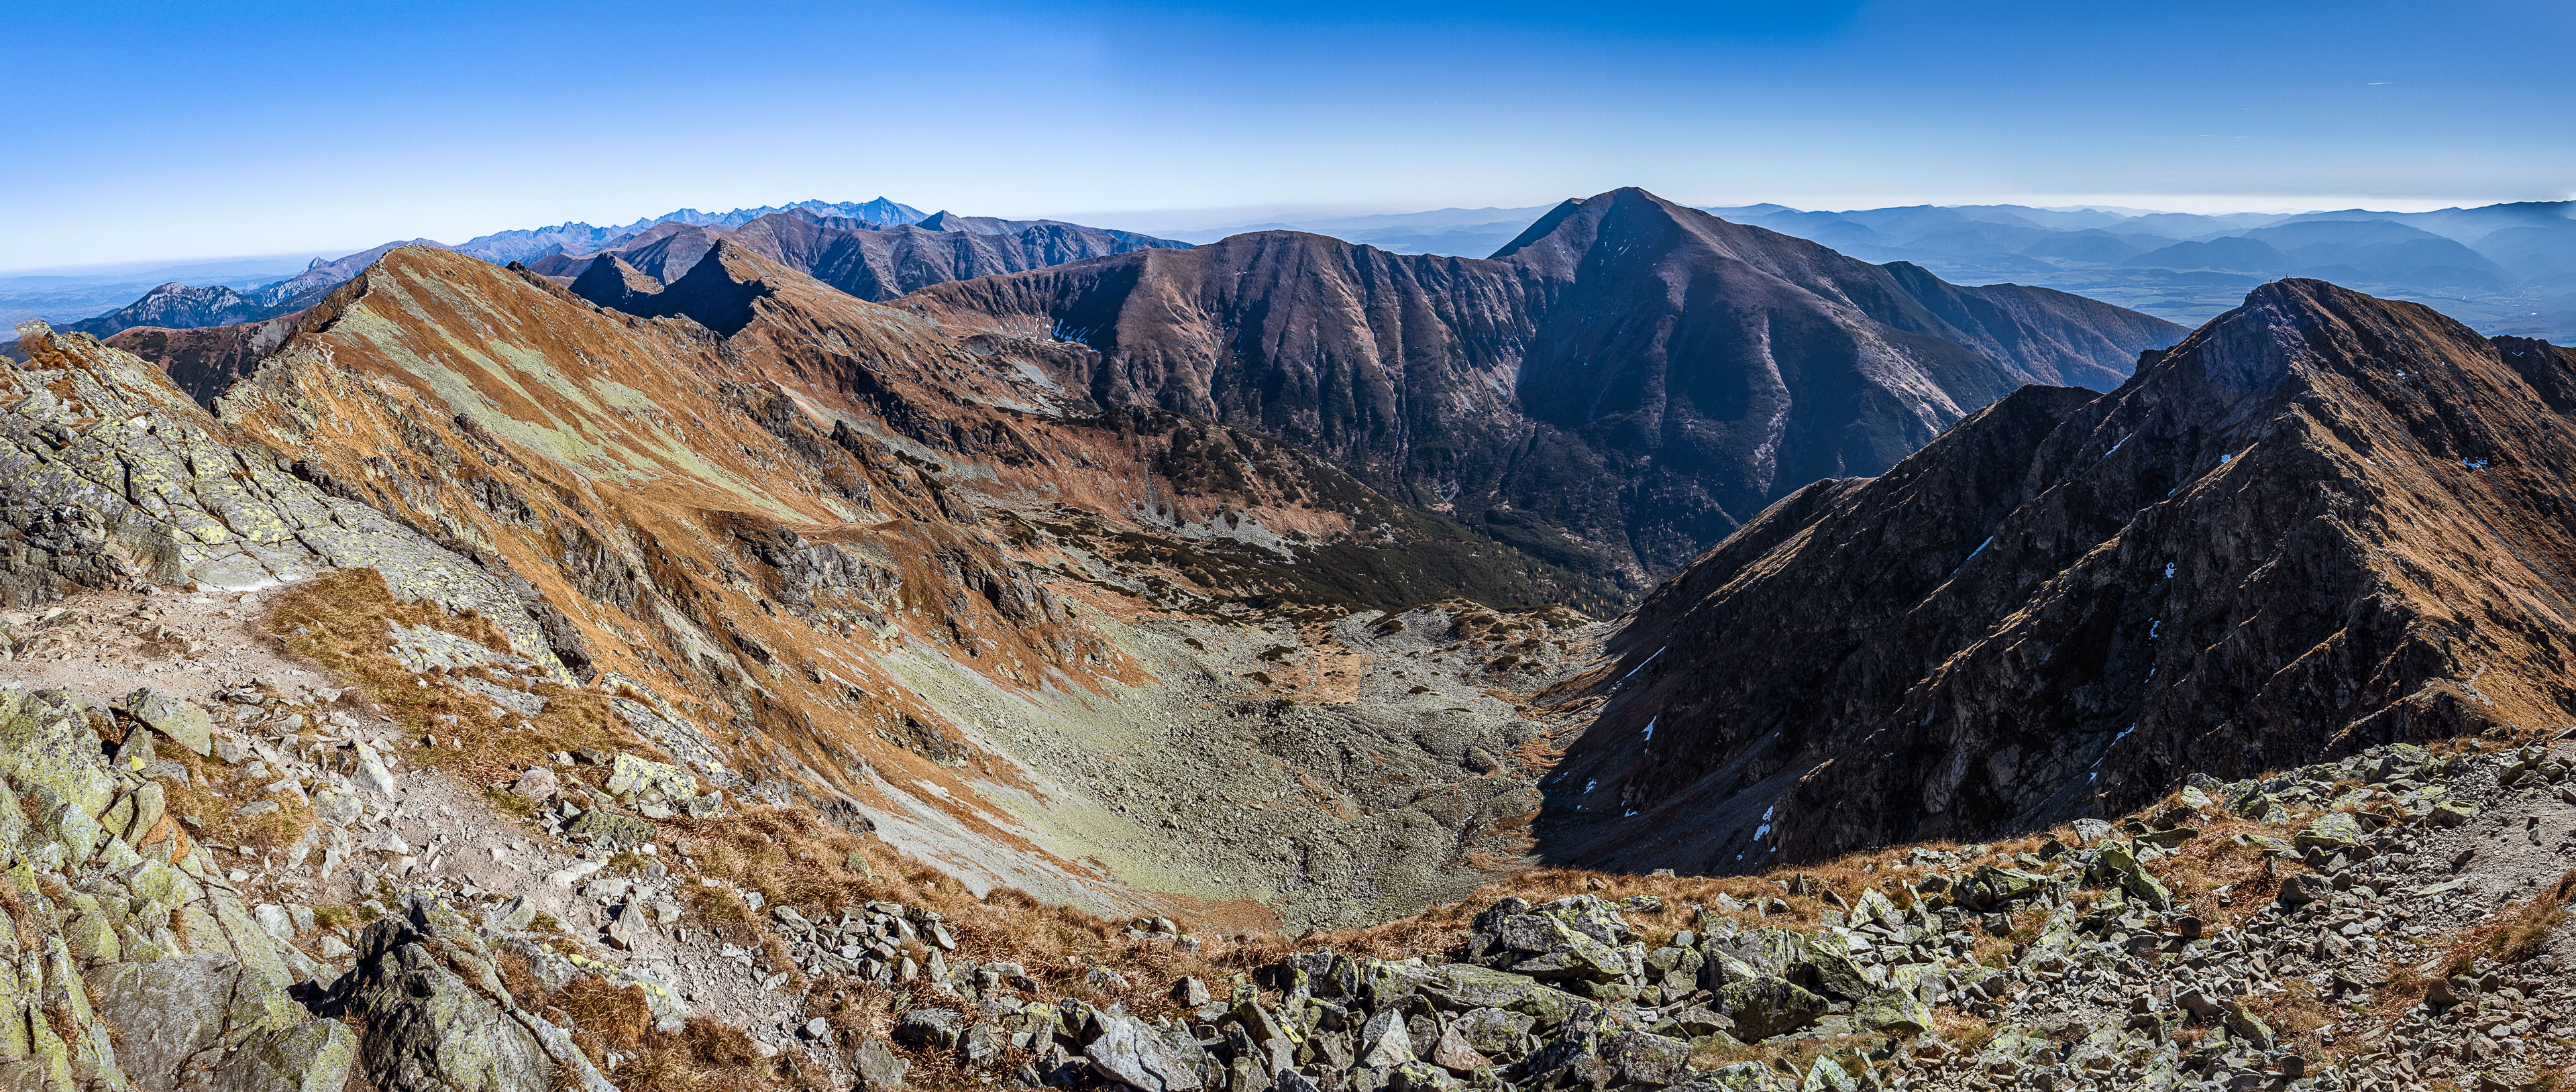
[[1545, 278, 2576, 870], [905, 187, 2183, 588]]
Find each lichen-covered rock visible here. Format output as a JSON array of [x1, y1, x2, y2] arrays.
[[1712, 976, 1827, 1040], [1599, 1031, 1691, 1087], [118, 688, 211, 757], [1420, 965, 1586, 1026], [565, 808, 655, 847], [344, 897, 618, 1092], [1083, 1011, 1204, 1091], [0, 684, 354, 1092], [894, 1007, 967, 1050], [2297, 811, 2365, 851], [1852, 987, 1933, 1034], [209, 1018, 360, 1092], [1794, 932, 1876, 999], [0, 327, 568, 678], [854, 1038, 911, 1090], [2091, 841, 2171, 908], [603, 752, 699, 807], [350, 940, 553, 1092], [1450, 1006, 1536, 1056]]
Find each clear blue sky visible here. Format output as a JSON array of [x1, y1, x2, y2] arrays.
[[3, 0, 2570, 270]]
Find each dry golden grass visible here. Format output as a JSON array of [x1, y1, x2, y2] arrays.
[[265, 568, 659, 791], [2433, 867, 2576, 977], [2242, 979, 2334, 1051], [517, 971, 794, 1092], [2105, 789, 2328, 928], [125, 711, 315, 853], [0, 880, 36, 953], [1931, 1009, 1996, 1053]]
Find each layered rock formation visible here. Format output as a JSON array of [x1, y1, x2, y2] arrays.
[[0, 684, 366, 1092], [1546, 280, 2576, 871], [904, 187, 2183, 587]]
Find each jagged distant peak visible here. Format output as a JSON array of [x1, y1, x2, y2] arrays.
[[655, 197, 932, 231]]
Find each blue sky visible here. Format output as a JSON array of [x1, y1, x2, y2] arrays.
[[3, 0, 2570, 270]]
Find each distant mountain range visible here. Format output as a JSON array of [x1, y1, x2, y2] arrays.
[[61, 239, 439, 338], [540, 210, 1187, 303], [40, 197, 1193, 342], [452, 197, 932, 264], [35, 193, 2569, 357], [1210, 199, 2576, 342]]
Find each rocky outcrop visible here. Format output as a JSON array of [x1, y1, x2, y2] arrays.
[[1549, 280, 2576, 871], [341, 896, 616, 1092], [0, 324, 570, 673], [855, 732, 2576, 1092], [0, 684, 353, 1092], [904, 187, 2184, 587]]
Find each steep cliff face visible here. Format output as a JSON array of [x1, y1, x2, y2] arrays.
[[902, 188, 2184, 588], [1543, 280, 2576, 872]]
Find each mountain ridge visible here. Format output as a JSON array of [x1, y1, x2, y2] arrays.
[[1539, 277, 2576, 871], [51, 197, 1106, 341], [901, 186, 2182, 588]]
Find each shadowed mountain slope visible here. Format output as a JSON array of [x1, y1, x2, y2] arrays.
[[1540, 279, 2576, 873], [902, 187, 2183, 588]]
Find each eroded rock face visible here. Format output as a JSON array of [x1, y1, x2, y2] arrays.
[[0, 684, 353, 1092], [335, 894, 620, 1092], [1550, 279, 2576, 871]]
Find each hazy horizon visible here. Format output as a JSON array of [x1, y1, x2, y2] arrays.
[[1, 190, 2556, 278]]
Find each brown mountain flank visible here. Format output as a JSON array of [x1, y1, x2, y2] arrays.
[[17, 242, 1601, 927]]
